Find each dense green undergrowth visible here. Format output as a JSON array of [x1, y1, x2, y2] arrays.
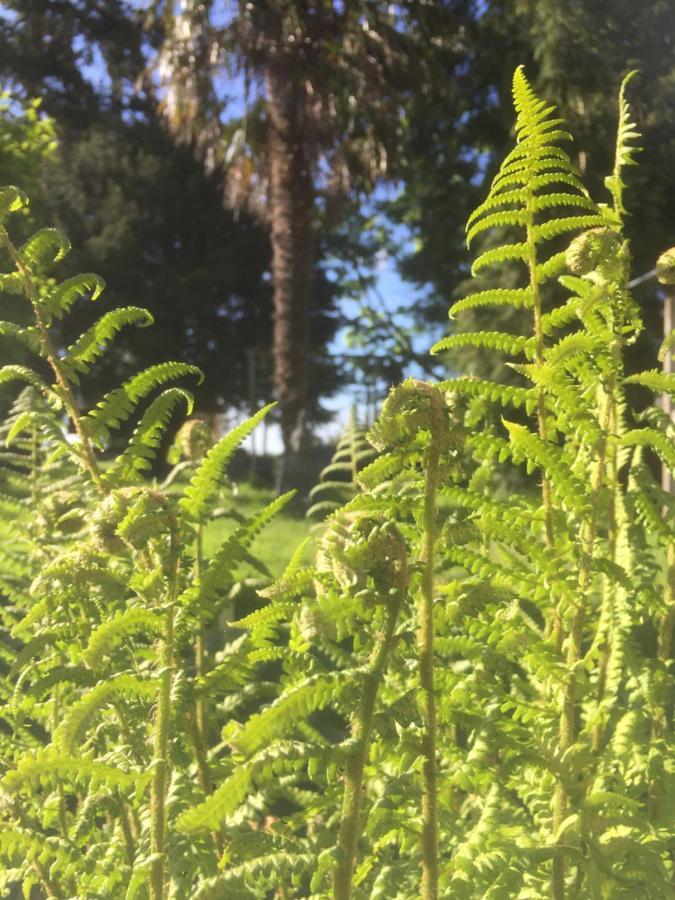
[[0, 69, 673, 899]]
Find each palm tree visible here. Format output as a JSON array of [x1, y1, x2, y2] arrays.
[[147, 0, 461, 478]]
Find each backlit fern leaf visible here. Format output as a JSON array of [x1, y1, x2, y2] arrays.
[[177, 741, 325, 833], [180, 491, 294, 610], [192, 853, 314, 899], [20, 227, 71, 266], [82, 608, 164, 669], [52, 674, 157, 754], [448, 288, 534, 318], [103, 387, 194, 482], [43, 272, 106, 318], [624, 370, 675, 395], [180, 402, 275, 521], [85, 361, 203, 442], [229, 669, 357, 756], [60, 307, 153, 380], [605, 71, 640, 219], [0, 321, 41, 354], [431, 332, 531, 358], [307, 410, 374, 524], [2, 748, 148, 795]]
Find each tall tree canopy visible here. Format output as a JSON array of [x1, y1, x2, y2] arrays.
[[147, 0, 469, 464]]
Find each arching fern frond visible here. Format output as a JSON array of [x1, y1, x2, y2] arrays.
[[82, 608, 165, 670], [44, 272, 106, 318], [229, 669, 357, 757], [605, 70, 640, 220], [85, 361, 202, 443], [103, 387, 194, 483], [20, 227, 71, 266], [60, 307, 154, 380], [2, 748, 148, 795], [52, 674, 157, 754], [179, 402, 275, 522]]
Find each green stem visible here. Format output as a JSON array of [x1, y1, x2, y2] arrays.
[[0, 225, 104, 491], [188, 700, 225, 855], [419, 436, 441, 900], [552, 385, 612, 898], [194, 526, 206, 739], [525, 201, 555, 552], [149, 525, 180, 900], [650, 541, 675, 820], [333, 583, 405, 900]]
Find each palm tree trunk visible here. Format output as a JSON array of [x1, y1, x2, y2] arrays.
[[266, 59, 314, 479]]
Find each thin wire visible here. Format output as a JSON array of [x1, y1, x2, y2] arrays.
[[627, 267, 657, 288]]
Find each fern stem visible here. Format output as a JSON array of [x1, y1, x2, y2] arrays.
[[0, 224, 104, 491], [591, 394, 619, 754], [194, 526, 207, 739], [149, 522, 180, 900], [552, 386, 612, 897], [118, 796, 137, 865], [525, 205, 555, 551], [333, 583, 405, 900], [187, 700, 225, 855], [650, 540, 675, 820], [419, 434, 441, 900]]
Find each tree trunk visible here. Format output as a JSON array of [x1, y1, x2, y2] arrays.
[[266, 57, 315, 480]]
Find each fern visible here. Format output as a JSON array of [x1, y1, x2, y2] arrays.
[[180, 402, 275, 521], [307, 408, 375, 524], [1, 70, 673, 900]]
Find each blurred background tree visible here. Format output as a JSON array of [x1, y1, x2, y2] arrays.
[[145, 0, 469, 486], [0, 0, 672, 478]]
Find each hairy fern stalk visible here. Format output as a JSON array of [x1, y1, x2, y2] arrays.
[[0, 67, 674, 899]]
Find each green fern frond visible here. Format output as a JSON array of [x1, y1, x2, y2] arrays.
[[0, 271, 25, 294], [180, 491, 294, 610], [52, 674, 157, 754], [179, 403, 275, 521], [448, 289, 534, 318], [471, 242, 530, 276], [0, 184, 29, 220], [605, 70, 640, 218], [5, 410, 67, 448], [624, 370, 674, 395], [532, 214, 607, 242], [177, 741, 323, 833], [620, 428, 675, 472], [44, 272, 106, 318], [230, 669, 357, 756], [307, 412, 374, 524], [503, 420, 590, 514], [61, 307, 154, 379], [431, 332, 531, 357], [83, 608, 164, 669], [2, 748, 147, 795], [85, 361, 203, 441], [440, 378, 533, 411], [20, 227, 71, 265], [192, 853, 313, 898], [0, 365, 52, 399], [104, 388, 194, 482], [0, 321, 41, 354]]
